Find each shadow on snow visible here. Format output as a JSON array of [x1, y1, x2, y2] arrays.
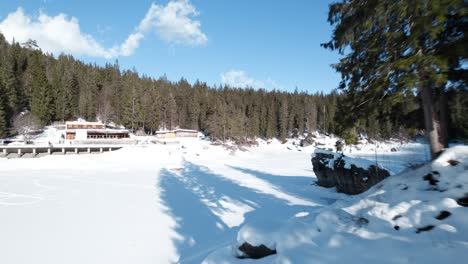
[[227, 166, 342, 205], [159, 161, 321, 263]]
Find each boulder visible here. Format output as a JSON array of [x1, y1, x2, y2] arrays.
[[457, 193, 468, 207], [312, 149, 390, 195], [335, 140, 344, 152], [237, 242, 277, 259], [300, 133, 315, 147]]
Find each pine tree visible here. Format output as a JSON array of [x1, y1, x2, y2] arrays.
[[66, 70, 80, 118], [2, 54, 19, 120], [188, 81, 203, 130], [120, 71, 143, 130], [304, 97, 317, 133], [278, 97, 289, 141], [246, 105, 260, 138], [205, 94, 228, 141], [145, 88, 162, 134], [0, 83, 8, 137], [323, 0, 466, 158], [165, 92, 178, 130], [29, 52, 54, 125], [81, 68, 98, 121], [265, 98, 277, 139], [0, 102, 8, 137]]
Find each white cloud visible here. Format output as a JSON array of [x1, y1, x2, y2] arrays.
[[118, 32, 144, 56], [138, 0, 207, 46], [221, 70, 265, 89], [0, 0, 207, 59], [0, 8, 116, 58], [221, 70, 284, 90]]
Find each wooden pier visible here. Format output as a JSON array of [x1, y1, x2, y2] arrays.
[[0, 146, 122, 158]]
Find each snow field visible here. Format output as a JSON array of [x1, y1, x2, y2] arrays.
[[1, 129, 466, 263], [0, 146, 183, 264]]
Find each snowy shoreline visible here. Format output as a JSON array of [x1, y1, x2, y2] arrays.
[[1, 128, 466, 263]]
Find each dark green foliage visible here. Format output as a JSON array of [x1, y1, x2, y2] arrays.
[[28, 52, 54, 125], [323, 0, 467, 153], [163, 91, 178, 131], [0, 31, 465, 144], [0, 32, 343, 142], [53, 55, 80, 121], [142, 87, 162, 134], [0, 84, 8, 137], [324, 0, 466, 96], [278, 97, 289, 140], [340, 127, 358, 145], [121, 70, 143, 130], [448, 87, 468, 139], [1, 55, 19, 119]]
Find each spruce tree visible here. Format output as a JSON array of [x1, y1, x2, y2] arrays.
[[146, 89, 162, 134], [165, 92, 178, 130], [29, 52, 54, 125], [0, 83, 8, 137], [206, 98, 223, 140], [304, 97, 317, 133], [265, 99, 277, 139], [323, 0, 467, 158], [0, 103, 8, 137], [278, 97, 289, 140], [2, 55, 19, 120]]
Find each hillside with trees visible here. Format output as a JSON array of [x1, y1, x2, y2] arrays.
[[0, 31, 465, 144]]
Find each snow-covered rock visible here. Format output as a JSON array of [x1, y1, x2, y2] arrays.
[[312, 149, 390, 194]]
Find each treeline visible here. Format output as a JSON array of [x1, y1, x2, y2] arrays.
[[0, 34, 339, 141], [0, 33, 465, 142]]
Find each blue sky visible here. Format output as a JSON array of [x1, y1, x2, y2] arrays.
[[0, 0, 341, 93]]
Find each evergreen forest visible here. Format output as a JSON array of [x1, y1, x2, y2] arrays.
[[0, 33, 466, 143]]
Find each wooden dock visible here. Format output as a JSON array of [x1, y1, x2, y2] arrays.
[[0, 145, 122, 158]]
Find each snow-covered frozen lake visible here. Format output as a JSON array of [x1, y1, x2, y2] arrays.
[[1, 138, 467, 263], [0, 139, 327, 263]]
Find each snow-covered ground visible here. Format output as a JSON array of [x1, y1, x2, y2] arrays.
[[0, 130, 467, 263], [204, 145, 468, 263], [0, 145, 183, 263]]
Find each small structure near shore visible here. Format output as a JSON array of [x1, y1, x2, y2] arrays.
[[155, 129, 198, 139], [155, 130, 176, 139], [65, 121, 130, 140], [311, 149, 390, 195]]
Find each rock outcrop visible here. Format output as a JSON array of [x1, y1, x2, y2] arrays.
[[300, 133, 315, 147], [312, 149, 390, 195], [237, 242, 277, 259]]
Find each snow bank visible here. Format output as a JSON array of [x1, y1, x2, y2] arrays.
[[204, 146, 468, 263]]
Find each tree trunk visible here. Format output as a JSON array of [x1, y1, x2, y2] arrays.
[[438, 88, 449, 148], [420, 84, 443, 159]]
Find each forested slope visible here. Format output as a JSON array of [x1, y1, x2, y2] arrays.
[[0, 34, 466, 142]]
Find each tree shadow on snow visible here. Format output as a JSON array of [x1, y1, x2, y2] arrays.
[[159, 169, 231, 263], [159, 162, 321, 263], [227, 166, 343, 205]]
